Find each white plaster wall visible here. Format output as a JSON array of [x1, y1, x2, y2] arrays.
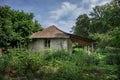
[[29, 39, 44, 52], [29, 38, 71, 52], [50, 38, 68, 51]]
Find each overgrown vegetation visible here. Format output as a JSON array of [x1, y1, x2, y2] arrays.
[[0, 0, 120, 80], [0, 48, 119, 80], [0, 6, 42, 48], [73, 0, 120, 49]]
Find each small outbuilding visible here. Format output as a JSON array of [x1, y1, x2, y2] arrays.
[[29, 25, 94, 53]]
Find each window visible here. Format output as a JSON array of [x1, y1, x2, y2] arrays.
[[44, 39, 50, 48]]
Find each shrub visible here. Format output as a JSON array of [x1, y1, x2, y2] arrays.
[[72, 49, 95, 66], [0, 48, 45, 79], [44, 50, 71, 61], [0, 48, 119, 80], [40, 49, 99, 80], [106, 53, 120, 65]]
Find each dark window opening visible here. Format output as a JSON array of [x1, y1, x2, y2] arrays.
[[44, 39, 50, 48]]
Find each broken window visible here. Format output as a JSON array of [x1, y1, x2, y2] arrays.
[[44, 39, 50, 48]]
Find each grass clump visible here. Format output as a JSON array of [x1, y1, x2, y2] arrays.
[[0, 48, 119, 80]]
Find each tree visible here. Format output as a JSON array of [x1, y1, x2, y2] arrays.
[[90, 0, 120, 33], [0, 6, 43, 48], [73, 0, 120, 49], [73, 14, 90, 37], [89, 5, 113, 33], [110, 27, 120, 48]]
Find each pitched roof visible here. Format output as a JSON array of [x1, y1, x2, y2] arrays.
[[30, 25, 69, 38], [29, 25, 95, 46]]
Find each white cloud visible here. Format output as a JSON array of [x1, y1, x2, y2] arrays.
[[41, 0, 111, 33], [57, 20, 75, 32], [50, 2, 77, 20], [82, 0, 112, 10], [42, 19, 75, 32], [50, 2, 83, 20], [42, 2, 85, 32]]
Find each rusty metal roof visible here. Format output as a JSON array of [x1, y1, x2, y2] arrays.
[[30, 25, 69, 38]]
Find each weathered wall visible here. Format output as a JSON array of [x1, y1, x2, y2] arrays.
[[50, 38, 68, 50], [29, 38, 72, 53], [29, 39, 44, 52]]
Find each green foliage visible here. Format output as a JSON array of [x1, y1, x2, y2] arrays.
[[106, 53, 120, 65], [73, 14, 90, 37], [0, 48, 45, 79], [110, 27, 120, 48], [89, 33, 111, 48], [73, 0, 120, 49], [0, 6, 43, 48], [44, 50, 71, 61], [0, 48, 119, 80]]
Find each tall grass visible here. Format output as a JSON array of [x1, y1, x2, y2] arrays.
[[0, 48, 119, 80]]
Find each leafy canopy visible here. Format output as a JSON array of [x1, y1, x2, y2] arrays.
[[0, 6, 43, 48], [73, 0, 120, 49]]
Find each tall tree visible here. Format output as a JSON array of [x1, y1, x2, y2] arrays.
[[73, 14, 90, 37], [90, 1, 120, 48], [110, 27, 120, 48], [90, 5, 112, 33], [73, 0, 120, 49], [0, 6, 42, 48]]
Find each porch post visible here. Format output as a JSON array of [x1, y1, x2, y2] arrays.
[[91, 43, 94, 53], [84, 46, 87, 51]]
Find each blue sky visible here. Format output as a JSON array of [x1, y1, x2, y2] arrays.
[[0, 0, 111, 32]]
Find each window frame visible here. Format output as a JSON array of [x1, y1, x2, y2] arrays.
[[44, 39, 50, 48]]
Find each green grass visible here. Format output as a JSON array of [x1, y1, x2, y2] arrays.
[[0, 48, 119, 80]]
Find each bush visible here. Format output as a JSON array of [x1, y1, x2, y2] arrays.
[[0, 48, 45, 79], [106, 53, 120, 65], [44, 50, 71, 61], [0, 48, 119, 80], [73, 48, 96, 66], [40, 49, 100, 80]]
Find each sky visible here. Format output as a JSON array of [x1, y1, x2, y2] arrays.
[[0, 0, 112, 33]]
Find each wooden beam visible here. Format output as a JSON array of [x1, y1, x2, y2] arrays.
[[70, 37, 91, 46]]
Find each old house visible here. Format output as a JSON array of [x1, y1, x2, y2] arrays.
[[29, 25, 94, 53]]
